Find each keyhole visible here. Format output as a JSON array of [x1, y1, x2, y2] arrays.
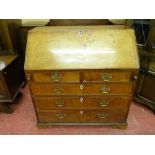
[[80, 97, 84, 102], [80, 85, 84, 90], [79, 31, 83, 37], [80, 110, 84, 115]]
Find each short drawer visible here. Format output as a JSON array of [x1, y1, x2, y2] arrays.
[[34, 96, 131, 110], [30, 83, 133, 95], [83, 71, 131, 82], [32, 71, 80, 83], [37, 109, 127, 123]]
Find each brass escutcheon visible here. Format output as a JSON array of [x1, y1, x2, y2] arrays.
[[101, 85, 111, 94], [80, 97, 84, 102], [101, 73, 112, 81], [80, 110, 84, 115], [80, 84, 84, 90], [51, 72, 61, 82]]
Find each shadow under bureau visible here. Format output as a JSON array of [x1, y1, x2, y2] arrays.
[[24, 26, 139, 128]]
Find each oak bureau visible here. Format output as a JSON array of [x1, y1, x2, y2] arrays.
[[24, 26, 139, 128]]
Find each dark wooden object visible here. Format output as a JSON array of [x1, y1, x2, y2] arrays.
[[0, 20, 23, 55], [133, 20, 155, 112], [47, 19, 113, 26], [0, 54, 25, 113], [0, 19, 26, 83], [134, 49, 155, 111]]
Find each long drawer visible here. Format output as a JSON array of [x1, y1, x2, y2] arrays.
[[34, 96, 131, 110], [30, 83, 133, 95], [37, 109, 127, 123]]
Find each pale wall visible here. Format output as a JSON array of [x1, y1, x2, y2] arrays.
[[22, 19, 49, 25]]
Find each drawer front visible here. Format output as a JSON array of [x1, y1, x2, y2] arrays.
[[37, 109, 127, 123], [34, 96, 130, 110], [83, 71, 131, 82], [30, 83, 133, 95], [32, 71, 80, 83]]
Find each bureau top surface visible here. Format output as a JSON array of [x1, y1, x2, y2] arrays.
[[25, 26, 139, 70], [0, 55, 18, 70]]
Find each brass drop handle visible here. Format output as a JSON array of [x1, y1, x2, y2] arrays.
[[97, 113, 108, 119], [56, 113, 66, 119], [99, 100, 109, 107], [101, 73, 112, 81], [55, 101, 64, 107], [53, 86, 63, 94], [51, 72, 61, 82], [101, 85, 110, 94]]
